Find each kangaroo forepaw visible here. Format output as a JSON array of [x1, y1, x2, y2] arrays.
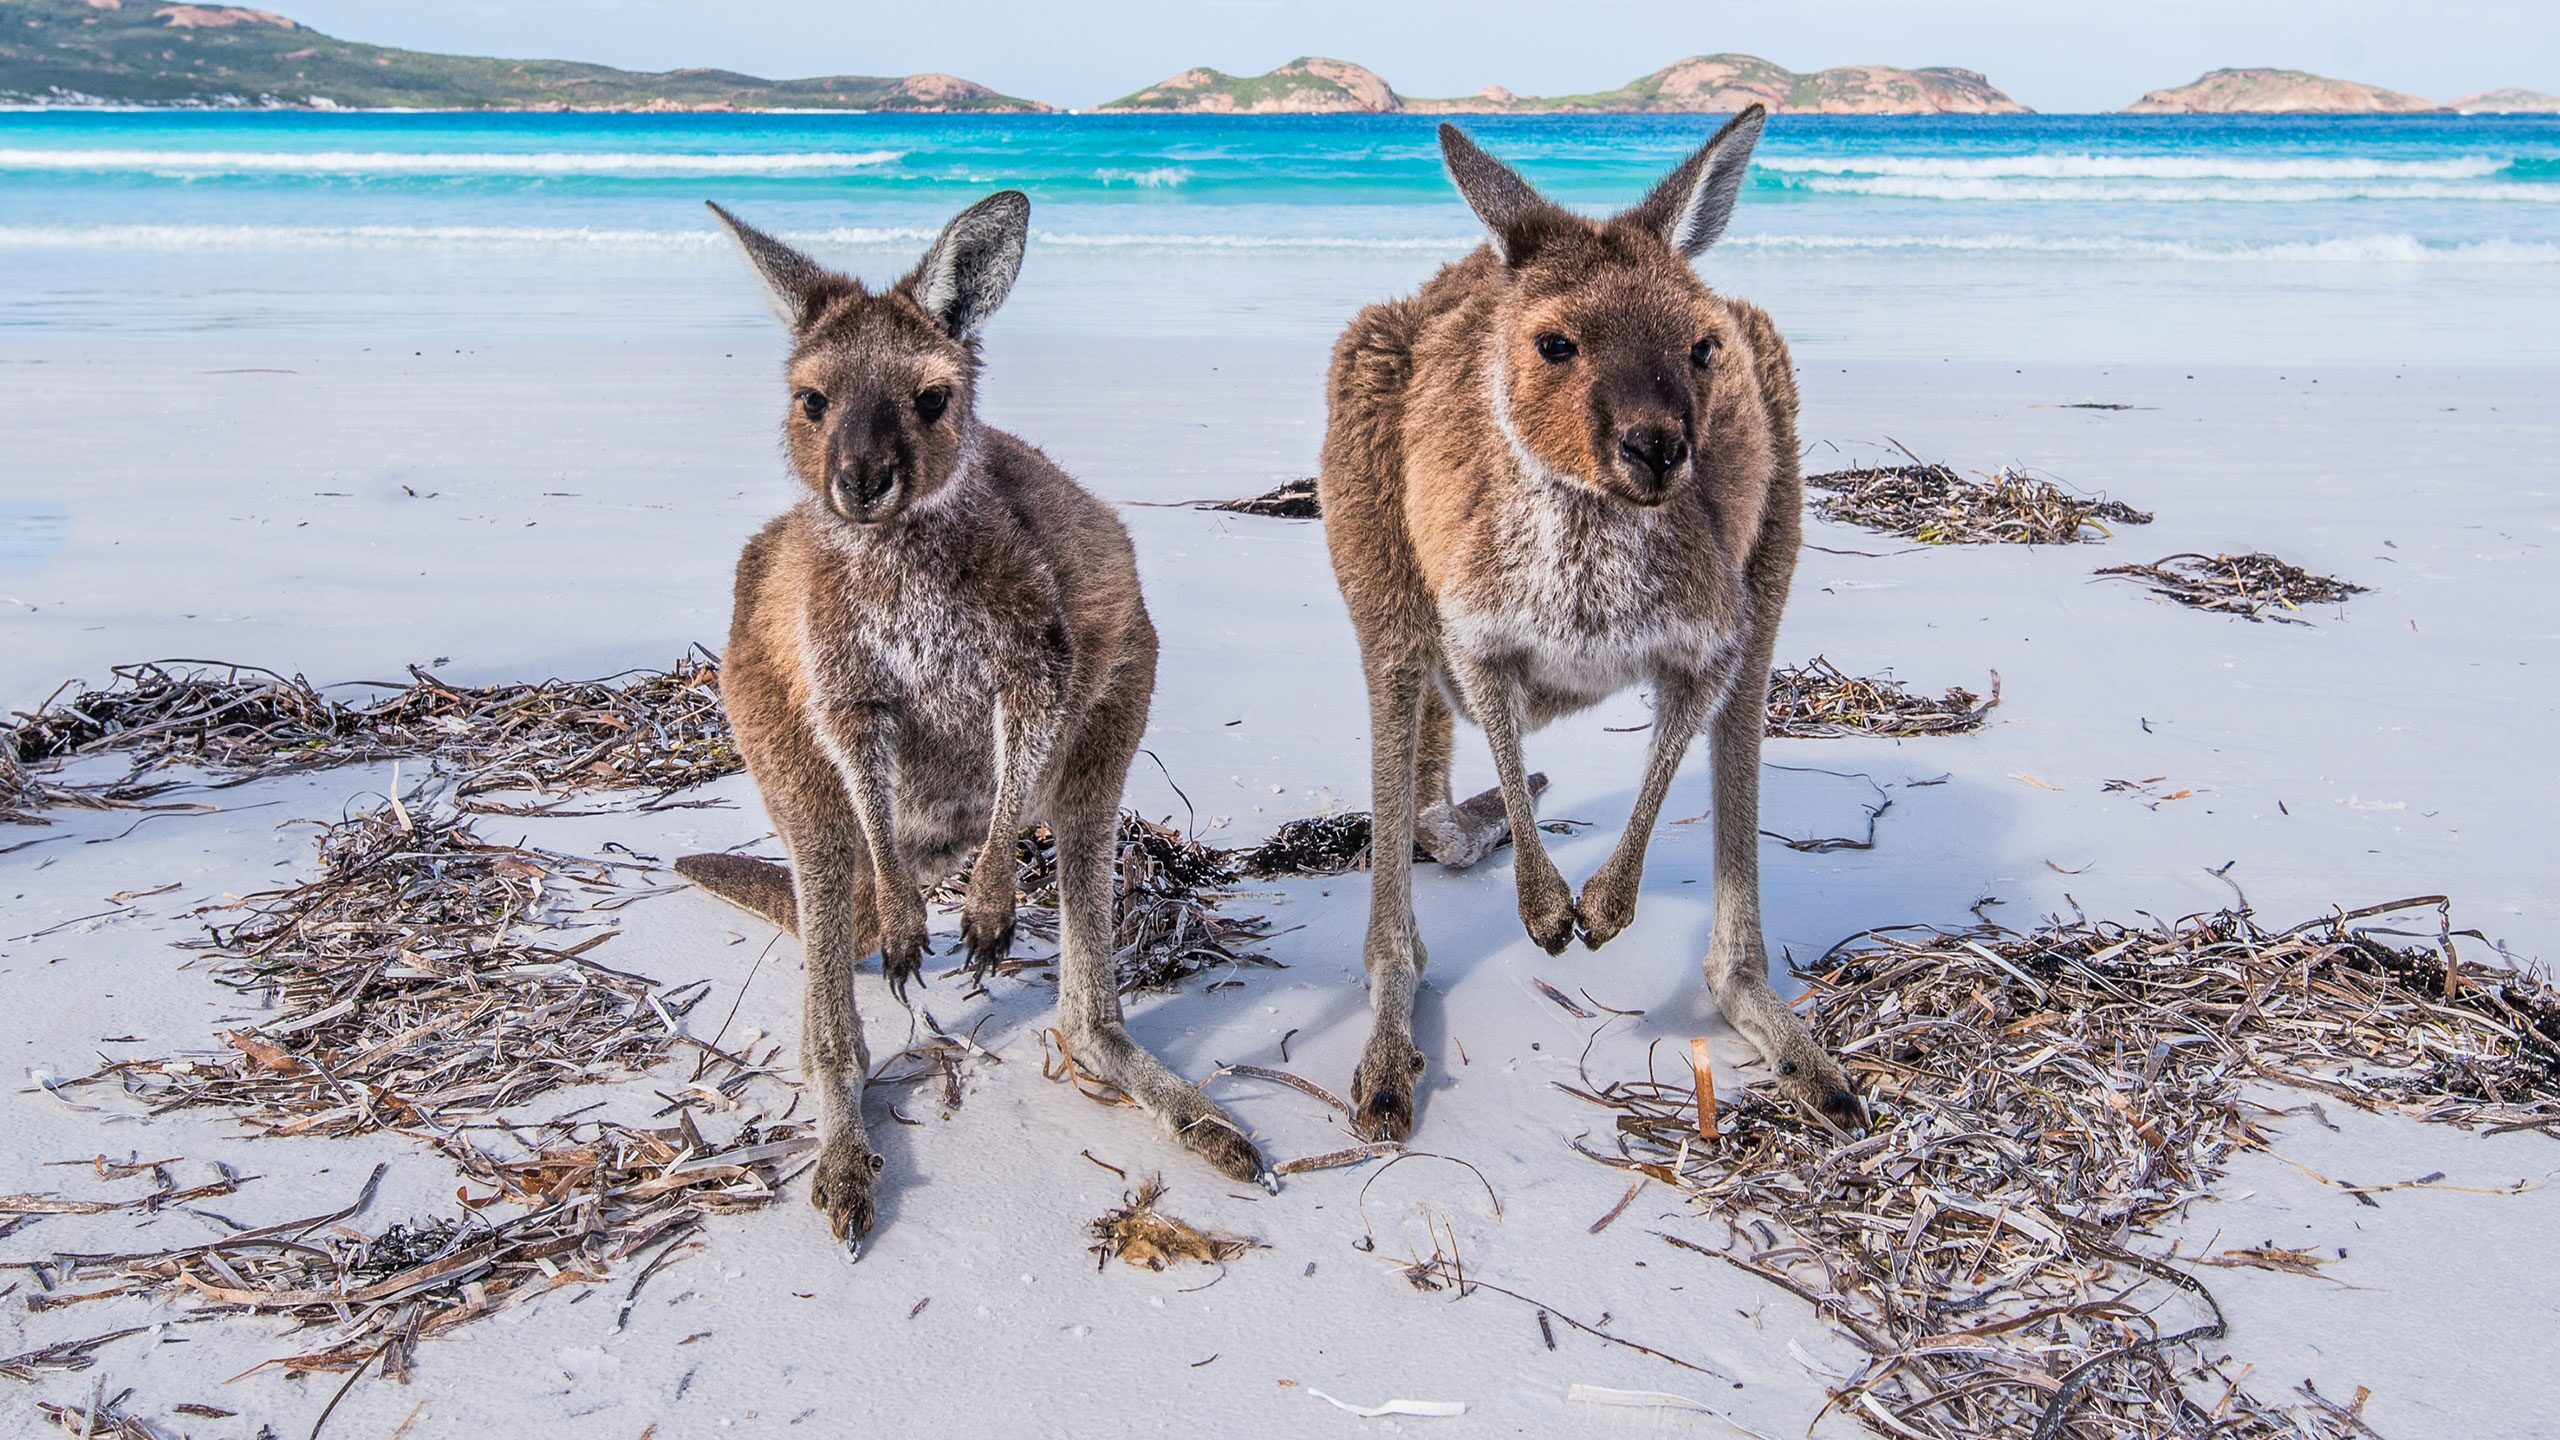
[[1350, 1039, 1426, 1142], [1777, 1050, 1865, 1135], [959, 902, 1015, 982], [882, 929, 929, 1006], [1517, 866, 1579, 955], [809, 1138, 884, 1258], [1575, 868, 1638, 949]]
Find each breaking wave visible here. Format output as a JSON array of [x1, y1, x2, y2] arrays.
[[1, 223, 2553, 264], [0, 147, 907, 175]]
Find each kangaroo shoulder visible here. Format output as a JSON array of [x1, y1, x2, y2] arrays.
[[1721, 296, 1798, 418]]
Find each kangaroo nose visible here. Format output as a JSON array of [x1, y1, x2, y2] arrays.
[[1617, 428, 1690, 481], [832, 463, 899, 516]]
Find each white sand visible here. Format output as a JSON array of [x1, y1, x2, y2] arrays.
[[2, 310, 2555, 1436]]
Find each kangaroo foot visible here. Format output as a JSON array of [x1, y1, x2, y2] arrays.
[[808, 1137, 884, 1259], [1350, 1034, 1427, 1141], [1774, 1046, 1864, 1134], [1415, 773, 1547, 869], [1173, 1103, 1276, 1191]]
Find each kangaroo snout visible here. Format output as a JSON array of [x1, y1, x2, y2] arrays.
[[829, 460, 900, 520], [1614, 424, 1691, 497]]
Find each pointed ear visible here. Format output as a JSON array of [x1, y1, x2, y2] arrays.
[[1439, 124, 1565, 265], [706, 201, 842, 331], [1623, 104, 1767, 260], [903, 190, 1030, 343]]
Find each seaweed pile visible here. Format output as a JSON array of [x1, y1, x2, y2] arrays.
[[77, 804, 688, 1138], [1808, 462, 2152, 546], [1573, 897, 2556, 1440], [2096, 553, 2366, 624], [946, 814, 1282, 992], [6, 653, 736, 812], [40, 1118, 804, 1383], [1765, 657, 2000, 739]]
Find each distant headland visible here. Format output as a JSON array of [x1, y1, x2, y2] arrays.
[[1, 1, 2547, 116]]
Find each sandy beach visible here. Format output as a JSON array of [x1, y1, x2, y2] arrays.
[[5, 108, 2559, 1439]]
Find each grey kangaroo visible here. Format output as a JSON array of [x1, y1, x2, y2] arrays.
[[1315, 107, 1860, 1140], [677, 193, 1271, 1256]]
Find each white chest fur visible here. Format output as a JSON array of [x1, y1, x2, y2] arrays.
[[1441, 476, 1736, 708]]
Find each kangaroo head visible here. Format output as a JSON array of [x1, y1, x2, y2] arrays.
[[708, 191, 1030, 525], [1440, 108, 1766, 509]]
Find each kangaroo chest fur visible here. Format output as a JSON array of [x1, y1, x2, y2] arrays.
[[802, 498, 1055, 874], [1437, 476, 1747, 726]]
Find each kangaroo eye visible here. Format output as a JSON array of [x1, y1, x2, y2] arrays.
[[914, 387, 950, 423], [1691, 338, 1717, 369], [798, 390, 827, 422], [1535, 333, 1577, 364]]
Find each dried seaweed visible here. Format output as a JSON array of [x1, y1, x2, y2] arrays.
[[941, 813, 1282, 992], [47, 1118, 802, 1380], [71, 802, 686, 1137], [1808, 461, 2151, 546], [1766, 657, 2000, 739], [6, 653, 736, 812], [2095, 553, 2366, 624], [1233, 811, 1378, 877], [1203, 478, 1320, 519], [1575, 897, 2555, 1440], [1088, 1175, 1254, 1270]]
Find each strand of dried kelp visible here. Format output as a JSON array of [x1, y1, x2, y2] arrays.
[[71, 803, 690, 1138], [2095, 553, 2366, 624], [1809, 461, 2152, 546], [39, 1116, 804, 1380], [1574, 897, 2554, 1440], [939, 813, 1283, 992], [5, 652, 737, 811], [1766, 657, 2000, 739], [1202, 478, 1321, 519]]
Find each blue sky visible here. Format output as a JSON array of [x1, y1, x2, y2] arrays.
[[276, 1, 2552, 111]]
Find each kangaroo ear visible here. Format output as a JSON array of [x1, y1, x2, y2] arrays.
[[707, 201, 843, 331], [904, 190, 1030, 343], [1623, 104, 1767, 260], [1439, 124, 1565, 266]]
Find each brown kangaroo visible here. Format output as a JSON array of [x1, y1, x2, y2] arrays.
[[1316, 107, 1859, 1141], [676, 193, 1271, 1256]]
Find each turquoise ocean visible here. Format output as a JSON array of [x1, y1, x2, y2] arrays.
[[3, 110, 2555, 356]]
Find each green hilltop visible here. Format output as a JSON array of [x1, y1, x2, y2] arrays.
[[0, 0, 1047, 111]]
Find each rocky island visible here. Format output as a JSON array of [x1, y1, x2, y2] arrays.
[[1097, 54, 2029, 115], [0, 0, 1046, 111], [2123, 68, 2440, 114]]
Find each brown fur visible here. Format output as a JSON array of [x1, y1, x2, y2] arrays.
[[1317, 108, 1859, 1139], [684, 194, 1271, 1255]]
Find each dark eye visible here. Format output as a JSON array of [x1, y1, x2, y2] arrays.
[[798, 390, 827, 422], [1691, 337, 1717, 370], [1535, 333, 1577, 364], [914, 387, 949, 423]]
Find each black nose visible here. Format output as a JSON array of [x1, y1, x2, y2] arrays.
[[835, 464, 898, 512], [1616, 427, 1690, 483]]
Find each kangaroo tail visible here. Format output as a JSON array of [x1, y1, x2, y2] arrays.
[[674, 853, 799, 936]]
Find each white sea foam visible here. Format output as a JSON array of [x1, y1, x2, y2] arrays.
[[1093, 166, 1193, 188], [0, 147, 906, 175], [1756, 153, 2512, 181], [1, 224, 2550, 265], [1783, 175, 2557, 204]]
